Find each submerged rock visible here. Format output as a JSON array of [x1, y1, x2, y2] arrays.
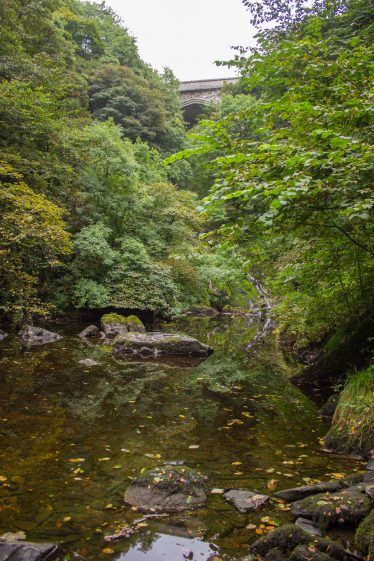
[[78, 325, 99, 338], [275, 481, 347, 502], [0, 329, 8, 341], [18, 326, 62, 346], [124, 466, 206, 513], [79, 358, 100, 367], [223, 489, 269, 513], [101, 313, 145, 338], [0, 538, 57, 561], [113, 332, 213, 357], [291, 487, 372, 528]]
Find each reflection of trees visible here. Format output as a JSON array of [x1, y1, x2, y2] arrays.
[[136, 530, 160, 554]]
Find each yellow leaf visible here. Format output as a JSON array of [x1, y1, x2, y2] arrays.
[[102, 548, 115, 554]]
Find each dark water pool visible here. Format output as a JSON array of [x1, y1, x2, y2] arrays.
[[0, 316, 365, 560]]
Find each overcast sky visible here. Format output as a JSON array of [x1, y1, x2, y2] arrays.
[[104, 0, 256, 81]]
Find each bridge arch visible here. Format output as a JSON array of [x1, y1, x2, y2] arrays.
[[180, 98, 213, 126], [179, 77, 238, 126]]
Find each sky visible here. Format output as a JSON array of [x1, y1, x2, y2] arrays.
[[105, 0, 257, 81]]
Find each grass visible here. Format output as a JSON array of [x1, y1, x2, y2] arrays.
[[325, 364, 374, 454]]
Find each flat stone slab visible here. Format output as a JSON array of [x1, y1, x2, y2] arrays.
[[113, 332, 213, 357], [18, 326, 62, 346], [124, 466, 206, 513], [295, 517, 321, 536], [223, 489, 269, 513], [291, 487, 372, 528], [275, 481, 346, 502], [0, 539, 57, 561]]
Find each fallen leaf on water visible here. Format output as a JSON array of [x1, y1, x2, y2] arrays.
[[67, 458, 85, 463], [266, 468, 275, 473], [98, 457, 111, 462], [102, 548, 115, 554], [188, 445, 199, 449], [0, 476, 7, 483], [63, 516, 72, 522], [330, 472, 346, 479], [232, 462, 242, 466], [267, 479, 279, 491]]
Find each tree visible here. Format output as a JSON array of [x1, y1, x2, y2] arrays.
[[0, 161, 71, 320]]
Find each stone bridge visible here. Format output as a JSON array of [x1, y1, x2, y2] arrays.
[[179, 77, 238, 125]]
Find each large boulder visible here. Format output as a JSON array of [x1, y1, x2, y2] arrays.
[[0, 538, 57, 561], [18, 326, 62, 346], [250, 525, 357, 561], [113, 332, 213, 357], [101, 313, 145, 338], [249, 525, 312, 557], [124, 466, 206, 513], [291, 487, 372, 528]]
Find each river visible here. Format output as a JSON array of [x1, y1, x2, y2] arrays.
[[0, 315, 364, 560]]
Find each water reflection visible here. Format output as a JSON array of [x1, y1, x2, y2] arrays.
[[0, 315, 364, 560]]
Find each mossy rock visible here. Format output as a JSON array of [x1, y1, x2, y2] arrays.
[[101, 313, 128, 325], [355, 508, 374, 557], [124, 466, 206, 513], [249, 525, 312, 557], [251, 524, 360, 561], [291, 487, 372, 529], [291, 545, 334, 561], [101, 313, 145, 337], [265, 550, 290, 561], [113, 331, 213, 357], [125, 315, 145, 332]]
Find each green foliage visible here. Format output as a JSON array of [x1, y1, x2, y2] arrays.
[[0, 161, 71, 320], [171, 0, 374, 345], [324, 364, 374, 453]]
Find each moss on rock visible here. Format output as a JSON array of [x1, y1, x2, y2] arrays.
[[124, 466, 206, 513], [101, 313, 128, 325], [291, 487, 372, 529], [324, 366, 374, 455], [355, 509, 374, 557]]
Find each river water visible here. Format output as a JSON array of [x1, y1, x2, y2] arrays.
[[0, 315, 364, 560]]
